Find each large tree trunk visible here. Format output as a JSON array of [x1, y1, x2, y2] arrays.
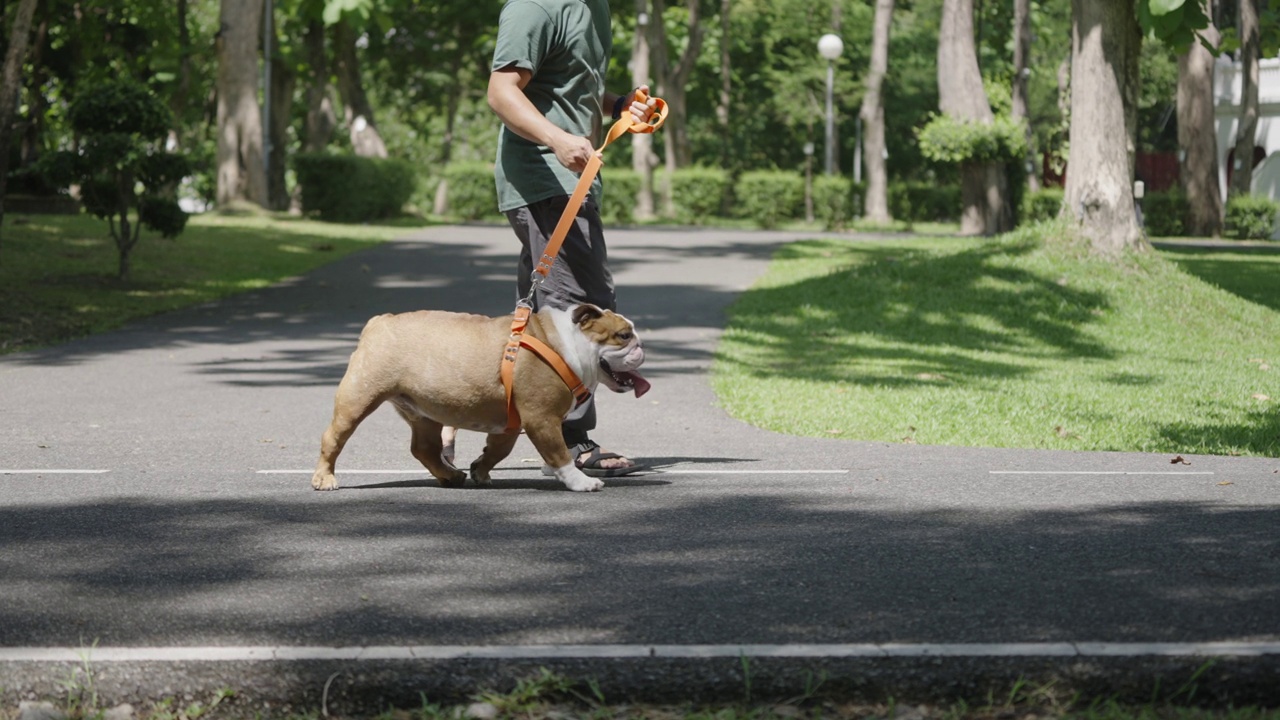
[[631, 0, 656, 222], [860, 0, 893, 223], [433, 41, 467, 216], [938, 0, 1009, 235], [1012, 0, 1039, 192], [1065, 0, 1145, 255], [1230, 0, 1259, 196], [215, 0, 268, 208], [333, 18, 387, 158], [303, 18, 336, 153], [1177, 9, 1222, 237], [0, 0, 41, 251]]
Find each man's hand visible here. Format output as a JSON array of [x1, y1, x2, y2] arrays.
[[624, 84, 658, 124], [549, 132, 596, 174]]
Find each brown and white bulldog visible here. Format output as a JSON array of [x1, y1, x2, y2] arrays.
[[311, 304, 649, 492]]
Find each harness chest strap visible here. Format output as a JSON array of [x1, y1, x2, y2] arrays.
[[502, 305, 591, 434]]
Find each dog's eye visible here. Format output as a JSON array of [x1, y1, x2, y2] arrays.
[[617, 331, 633, 341]]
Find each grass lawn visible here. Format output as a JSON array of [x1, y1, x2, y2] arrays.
[[0, 211, 416, 354], [713, 221, 1280, 457]]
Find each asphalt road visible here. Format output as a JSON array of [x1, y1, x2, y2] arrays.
[[1, 224, 1277, 712]]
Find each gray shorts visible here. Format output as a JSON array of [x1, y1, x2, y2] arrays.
[[506, 195, 616, 313]]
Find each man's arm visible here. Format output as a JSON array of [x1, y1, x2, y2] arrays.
[[487, 67, 596, 173]]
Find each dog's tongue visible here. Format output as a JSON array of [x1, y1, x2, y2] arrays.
[[623, 371, 651, 398]]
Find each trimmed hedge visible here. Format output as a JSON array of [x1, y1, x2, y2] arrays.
[[888, 181, 961, 222], [600, 169, 640, 225], [813, 175, 854, 230], [1225, 193, 1280, 240], [295, 153, 416, 222], [737, 171, 803, 229], [667, 167, 732, 224], [1141, 189, 1189, 237], [442, 162, 498, 220], [1021, 188, 1064, 224]]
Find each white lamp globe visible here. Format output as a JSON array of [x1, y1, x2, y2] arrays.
[[818, 33, 844, 60]]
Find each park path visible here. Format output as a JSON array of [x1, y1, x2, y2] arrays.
[[0, 224, 1276, 709]]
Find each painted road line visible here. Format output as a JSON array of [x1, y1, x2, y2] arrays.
[[2, 643, 1278, 663], [257, 469, 850, 475], [0, 469, 110, 475], [989, 471, 1215, 476]]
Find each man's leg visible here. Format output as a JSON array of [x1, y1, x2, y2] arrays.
[[506, 196, 642, 475]]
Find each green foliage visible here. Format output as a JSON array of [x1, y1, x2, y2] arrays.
[[1021, 188, 1064, 224], [600, 169, 640, 226], [813, 175, 854, 230], [1224, 194, 1280, 240], [736, 171, 803, 229], [889, 181, 961, 222], [668, 167, 731, 224], [1141, 189, 1189, 237], [918, 113, 1029, 165], [295, 152, 417, 223], [440, 162, 497, 221], [1137, 0, 1212, 52], [37, 80, 190, 280]]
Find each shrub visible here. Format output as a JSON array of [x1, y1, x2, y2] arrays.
[[737, 171, 803, 229], [1141, 189, 1189, 237], [1225, 193, 1280, 240], [441, 162, 497, 220], [917, 113, 1028, 164], [39, 80, 190, 280], [295, 152, 417, 223], [1022, 188, 1064, 224], [600, 169, 640, 225], [667, 167, 731, 223], [813, 175, 853, 230], [888, 181, 961, 222]]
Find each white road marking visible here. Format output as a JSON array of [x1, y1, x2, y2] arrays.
[[257, 469, 849, 475], [0, 469, 110, 475], [0, 643, 1275, 663], [989, 471, 1215, 476]]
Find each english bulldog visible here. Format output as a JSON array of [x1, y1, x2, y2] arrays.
[[311, 304, 649, 492]]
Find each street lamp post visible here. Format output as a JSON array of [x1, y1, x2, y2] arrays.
[[818, 33, 843, 176]]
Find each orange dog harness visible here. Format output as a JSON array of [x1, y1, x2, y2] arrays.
[[501, 90, 668, 433]]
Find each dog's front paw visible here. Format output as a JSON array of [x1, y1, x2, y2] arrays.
[[555, 465, 604, 492], [469, 462, 493, 486], [312, 471, 339, 491]]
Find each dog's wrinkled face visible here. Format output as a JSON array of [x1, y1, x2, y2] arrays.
[[572, 304, 650, 397]]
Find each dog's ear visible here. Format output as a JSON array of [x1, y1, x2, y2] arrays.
[[572, 304, 604, 326]]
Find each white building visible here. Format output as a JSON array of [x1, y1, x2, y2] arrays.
[[1214, 55, 1280, 204]]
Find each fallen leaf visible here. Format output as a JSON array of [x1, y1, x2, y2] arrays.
[[826, 428, 843, 435], [1217, 481, 1234, 486], [260, 438, 274, 443], [1260, 364, 1271, 371], [37, 444, 49, 449], [915, 373, 948, 381], [1054, 426, 1077, 439], [1171, 455, 1190, 465], [901, 436, 916, 444], [1252, 394, 1271, 401]]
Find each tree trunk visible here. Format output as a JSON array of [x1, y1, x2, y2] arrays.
[[650, 0, 705, 172], [860, 0, 893, 223], [267, 32, 295, 211], [0, 0, 39, 251], [1177, 9, 1222, 236], [333, 18, 387, 158], [215, 0, 268, 208], [1064, 0, 1145, 255], [433, 46, 466, 216], [715, 0, 731, 173], [938, 0, 1008, 235], [303, 18, 335, 153], [1012, 0, 1039, 192], [1230, 0, 1259, 196], [631, 0, 656, 221]]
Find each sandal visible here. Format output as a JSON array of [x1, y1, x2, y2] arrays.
[[541, 440, 649, 478]]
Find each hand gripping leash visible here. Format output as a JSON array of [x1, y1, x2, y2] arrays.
[[501, 90, 669, 433]]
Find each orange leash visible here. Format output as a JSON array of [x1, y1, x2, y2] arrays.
[[502, 90, 668, 434]]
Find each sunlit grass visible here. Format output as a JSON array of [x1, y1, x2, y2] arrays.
[[713, 220, 1280, 456], [0, 211, 416, 354]]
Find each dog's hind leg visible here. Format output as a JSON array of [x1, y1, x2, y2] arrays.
[[312, 378, 387, 491], [405, 417, 468, 488], [468, 432, 520, 486]]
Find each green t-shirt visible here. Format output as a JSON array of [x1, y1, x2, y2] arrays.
[[491, 0, 612, 212]]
